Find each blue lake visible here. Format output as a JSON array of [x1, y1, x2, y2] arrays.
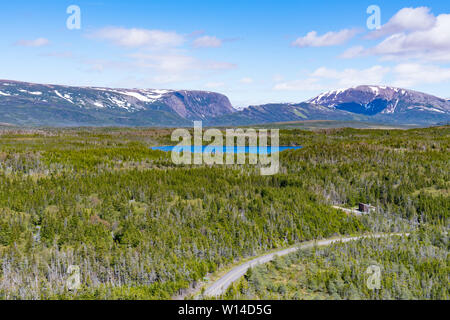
[[150, 146, 302, 154]]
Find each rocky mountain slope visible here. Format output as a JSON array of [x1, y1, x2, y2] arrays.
[[0, 81, 448, 126], [207, 102, 367, 126], [0, 80, 235, 126], [308, 85, 449, 116], [209, 86, 449, 126]]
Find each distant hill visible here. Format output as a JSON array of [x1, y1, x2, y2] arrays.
[[306, 85, 449, 125], [0, 81, 448, 126], [207, 103, 368, 126], [209, 85, 449, 126], [0, 80, 235, 127]]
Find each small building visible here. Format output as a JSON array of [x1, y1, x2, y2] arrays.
[[359, 203, 375, 213]]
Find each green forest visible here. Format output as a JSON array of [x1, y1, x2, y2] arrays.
[[222, 228, 448, 300], [0, 125, 448, 299]]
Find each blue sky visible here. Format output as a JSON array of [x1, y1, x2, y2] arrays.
[[1, 0, 450, 107]]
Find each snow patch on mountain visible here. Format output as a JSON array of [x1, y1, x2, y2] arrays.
[[408, 106, 446, 113], [54, 90, 74, 104], [308, 85, 450, 116], [117, 91, 153, 102], [381, 101, 397, 114]]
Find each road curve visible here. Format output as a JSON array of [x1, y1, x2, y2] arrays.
[[200, 233, 408, 298]]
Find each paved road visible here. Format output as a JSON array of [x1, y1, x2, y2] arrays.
[[201, 233, 408, 298]]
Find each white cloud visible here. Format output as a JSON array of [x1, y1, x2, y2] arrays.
[[152, 74, 191, 84], [130, 52, 197, 73], [292, 29, 360, 48], [129, 51, 235, 73], [239, 77, 253, 84], [273, 63, 450, 92], [311, 65, 390, 87], [89, 63, 105, 73], [366, 7, 436, 39], [40, 51, 73, 58], [15, 38, 50, 47], [91, 27, 185, 48], [193, 36, 222, 48], [206, 61, 236, 70], [370, 13, 450, 58], [274, 78, 324, 91], [340, 46, 365, 59], [204, 82, 225, 88], [84, 26, 236, 85], [347, 8, 450, 62], [274, 65, 390, 91], [392, 63, 450, 87], [128, 52, 236, 84], [273, 74, 284, 82]]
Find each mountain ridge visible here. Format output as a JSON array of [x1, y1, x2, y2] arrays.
[[0, 80, 448, 126], [0, 80, 235, 126], [307, 85, 449, 115]]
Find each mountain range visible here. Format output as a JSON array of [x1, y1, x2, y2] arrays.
[[0, 80, 449, 127]]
